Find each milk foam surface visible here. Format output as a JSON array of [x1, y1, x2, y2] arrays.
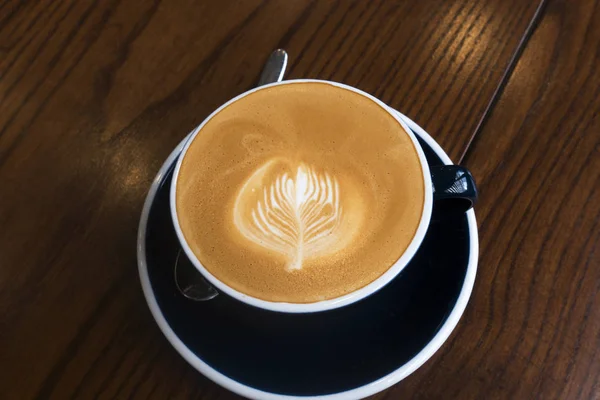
[[176, 82, 425, 303]]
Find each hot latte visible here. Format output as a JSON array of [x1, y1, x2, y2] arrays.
[[175, 82, 425, 303]]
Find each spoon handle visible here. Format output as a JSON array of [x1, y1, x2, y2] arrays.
[[257, 49, 288, 86]]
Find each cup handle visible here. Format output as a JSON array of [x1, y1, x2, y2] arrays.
[[430, 165, 478, 213]]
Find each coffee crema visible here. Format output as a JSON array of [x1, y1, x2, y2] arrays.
[[176, 82, 425, 303]]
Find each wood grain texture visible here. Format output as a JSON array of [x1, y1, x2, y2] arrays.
[[0, 0, 544, 399], [374, 0, 600, 398]]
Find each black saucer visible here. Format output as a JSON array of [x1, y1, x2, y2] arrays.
[[138, 114, 478, 399]]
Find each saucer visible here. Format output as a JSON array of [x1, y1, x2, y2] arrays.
[[137, 112, 478, 400]]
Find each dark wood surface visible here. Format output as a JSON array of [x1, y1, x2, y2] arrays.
[[448, 0, 600, 398], [1, 0, 598, 398]]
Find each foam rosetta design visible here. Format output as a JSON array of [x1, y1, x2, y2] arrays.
[[233, 160, 344, 271]]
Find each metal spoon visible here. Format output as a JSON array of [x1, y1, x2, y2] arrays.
[[174, 49, 289, 301], [174, 249, 218, 301], [257, 49, 288, 86]]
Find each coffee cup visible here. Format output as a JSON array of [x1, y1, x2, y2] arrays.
[[170, 80, 476, 313]]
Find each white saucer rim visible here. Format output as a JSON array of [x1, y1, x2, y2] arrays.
[[136, 112, 479, 400]]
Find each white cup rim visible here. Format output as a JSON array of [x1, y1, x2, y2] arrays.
[[170, 79, 433, 313]]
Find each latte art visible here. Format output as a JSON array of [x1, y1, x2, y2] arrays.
[[234, 161, 345, 271]]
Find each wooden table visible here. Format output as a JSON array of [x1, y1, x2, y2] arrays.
[[1, 0, 599, 398]]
